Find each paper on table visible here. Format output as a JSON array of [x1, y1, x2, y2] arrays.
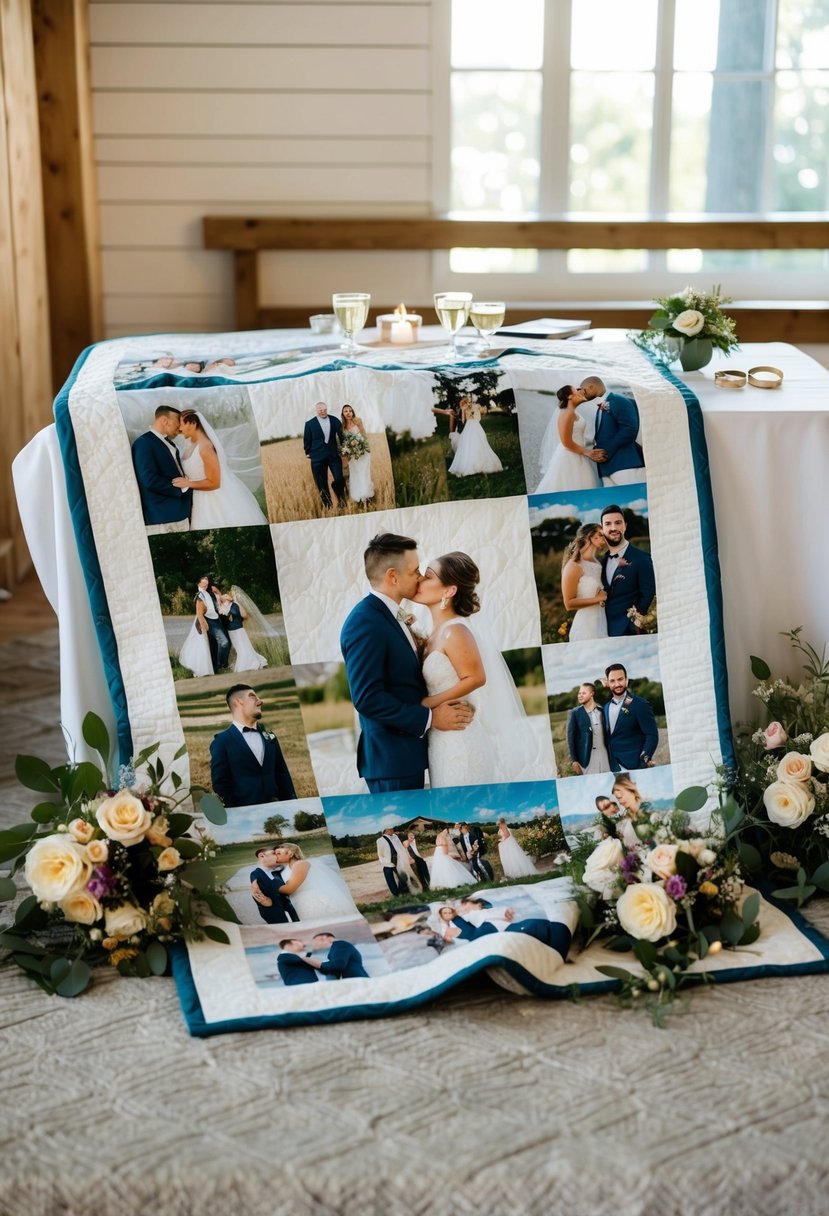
[[496, 318, 591, 339]]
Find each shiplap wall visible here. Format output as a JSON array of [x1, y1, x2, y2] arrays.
[[90, 0, 436, 336]]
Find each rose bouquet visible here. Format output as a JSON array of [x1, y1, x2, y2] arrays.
[[727, 630, 829, 906], [631, 284, 738, 371], [339, 429, 370, 461], [0, 713, 237, 996], [564, 788, 759, 1022]]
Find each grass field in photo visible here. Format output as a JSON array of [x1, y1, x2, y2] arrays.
[[261, 434, 395, 523]]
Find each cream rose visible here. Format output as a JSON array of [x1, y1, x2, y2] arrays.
[[646, 843, 678, 880], [59, 889, 103, 925], [763, 721, 788, 749], [763, 780, 815, 828], [68, 818, 94, 844], [157, 847, 182, 872], [86, 839, 109, 864], [146, 816, 172, 847], [24, 835, 92, 902], [617, 882, 677, 942], [582, 837, 624, 899], [809, 732, 829, 773], [96, 792, 153, 846], [673, 309, 705, 337], [777, 752, 812, 783], [104, 903, 147, 939]]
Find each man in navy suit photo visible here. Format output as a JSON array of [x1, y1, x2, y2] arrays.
[[249, 845, 298, 925], [209, 684, 296, 808], [311, 932, 369, 980], [599, 504, 656, 637], [340, 533, 473, 794], [131, 404, 192, 532], [303, 400, 345, 509], [579, 376, 645, 486], [566, 681, 611, 775], [602, 663, 659, 772]]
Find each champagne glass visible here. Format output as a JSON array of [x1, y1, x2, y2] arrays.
[[433, 292, 472, 359], [469, 301, 506, 353], [332, 293, 371, 354]]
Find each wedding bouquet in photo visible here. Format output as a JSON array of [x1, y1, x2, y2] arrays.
[[0, 713, 235, 996], [564, 788, 759, 1021], [339, 428, 370, 461], [728, 630, 829, 907], [632, 284, 739, 371]]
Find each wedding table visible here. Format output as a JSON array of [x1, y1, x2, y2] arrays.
[[11, 332, 828, 750]]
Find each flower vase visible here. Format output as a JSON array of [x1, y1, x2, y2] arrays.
[[663, 335, 713, 372]]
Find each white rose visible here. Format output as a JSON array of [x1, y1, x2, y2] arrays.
[[763, 780, 815, 828], [96, 792, 153, 846], [157, 847, 182, 872], [582, 837, 624, 899], [673, 309, 705, 337], [777, 752, 812, 783], [104, 903, 147, 940], [86, 839, 109, 865], [645, 843, 678, 880], [24, 835, 92, 902], [59, 889, 103, 925], [810, 732, 829, 773], [68, 818, 94, 844], [617, 883, 677, 942], [698, 848, 717, 866]]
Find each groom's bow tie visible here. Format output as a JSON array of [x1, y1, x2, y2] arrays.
[[242, 726, 259, 733]]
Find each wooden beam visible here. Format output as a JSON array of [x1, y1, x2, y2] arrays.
[[204, 214, 829, 253], [234, 250, 260, 332], [32, 0, 101, 393]]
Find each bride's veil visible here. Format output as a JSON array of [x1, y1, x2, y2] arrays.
[[230, 585, 279, 641], [195, 411, 230, 483], [463, 613, 539, 774]]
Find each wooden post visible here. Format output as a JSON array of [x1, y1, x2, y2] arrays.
[[32, 0, 101, 391], [234, 250, 260, 331]]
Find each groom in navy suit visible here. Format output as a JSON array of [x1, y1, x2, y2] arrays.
[[580, 376, 645, 486], [340, 533, 473, 793], [249, 845, 298, 925], [210, 684, 296, 808], [600, 504, 656, 637], [303, 401, 345, 508], [603, 663, 659, 772], [131, 405, 192, 531]]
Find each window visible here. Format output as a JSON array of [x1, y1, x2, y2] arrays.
[[441, 0, 828, 294]]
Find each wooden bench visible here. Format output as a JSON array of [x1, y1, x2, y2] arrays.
[[203, 216, 829, 342]]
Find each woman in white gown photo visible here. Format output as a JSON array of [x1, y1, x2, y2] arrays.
[[172, 409, 267, 529], [219, 589, 267, 672], [178, 577, 214, 677], [448, 395, 503, 477], [496, 817, 538, 878], [536, 385, 606, 494], [340, 403, 375, 503], [429, 831, 474, 889], [414, 552, 540, 788], [561, 523, 608, 642], [251, 842, 356, 920]]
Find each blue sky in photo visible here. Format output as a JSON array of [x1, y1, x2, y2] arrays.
[[556, 765, 677, 828], [323, 780, 560, 838], [543, 633, 662, 694], [528, 483, 648, 530], [199, 797, 325, 845]]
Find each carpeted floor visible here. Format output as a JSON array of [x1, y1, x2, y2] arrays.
[[1, 585, 827, 1216]]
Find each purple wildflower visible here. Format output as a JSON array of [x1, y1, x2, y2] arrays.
[[620, 851, 641, 884], [87, 865, 117, 900], [665, 874, 687, 901]]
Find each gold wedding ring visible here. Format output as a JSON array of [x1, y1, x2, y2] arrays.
[[748, 365, 784, 389], [714, 369, 746, 389]]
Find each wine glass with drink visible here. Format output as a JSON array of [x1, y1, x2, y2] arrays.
[[332, 293, 371, 355], [469, 301, 505, 354], [433, 292, 472, 360]]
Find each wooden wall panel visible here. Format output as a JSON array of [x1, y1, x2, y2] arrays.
[[97, 164, 430, 204]]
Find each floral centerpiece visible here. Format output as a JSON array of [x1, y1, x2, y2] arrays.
[[631, 285, 739, 371], [0, 714, 236, 996], [339, 429, 370, 462], [727, 630, 829, 907], [564, 787, 759, 1022]]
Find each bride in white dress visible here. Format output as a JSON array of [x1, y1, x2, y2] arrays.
[[429, 830, 474, 889], [340, 403, 375, 503], [172, 410, 267, 529], [448, 396, 503, 477], [496, 817, 538, 878], [536, 386, 606, 494], [178, 577, 214, 677], [414, 551, 540, 788], [256, 842, 356, 920], [218, 591, 267, 672], [561, 523, 608, 642]]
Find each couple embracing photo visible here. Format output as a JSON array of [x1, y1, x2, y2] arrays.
[[560, 503, 655, 642], [339, 533, 543, 793]]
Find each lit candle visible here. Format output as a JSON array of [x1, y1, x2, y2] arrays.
[[380, 303, 421, 344]]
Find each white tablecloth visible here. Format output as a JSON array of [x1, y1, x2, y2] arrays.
[[12, 337, 828, 761]]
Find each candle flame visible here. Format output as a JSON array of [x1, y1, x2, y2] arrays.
[[394, 303, 408, 320]]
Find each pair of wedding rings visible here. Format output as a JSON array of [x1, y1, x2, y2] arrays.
[[714, 366, 784, 390]]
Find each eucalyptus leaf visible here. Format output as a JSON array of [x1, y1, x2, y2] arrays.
[[68, 762, 106, 803], [55, 959, 92, 998], [738, 842, 762, 873], [132, 952, 152, 979], [750, 655, 771, 681], [82, 712, 111, 764], [49, 958, 72, 987], [810, 861, 829, 891], [203, 924, 230, 945], [133, 743, 160, 769], [0, 877, 17, 902], [0, 930, 47, 955], [607, 935, 635, 953], [14, 755, 59, 793], [173, 742, 188, 760], [181, 860, 215, 889], [739, 924, 761, 947], [674, 785, 708, 813], [720, 910, 745, 946], [30, 802, 60, 825], [14, 895, 42, 927], [595, 964, 634, 982], [0, 823, 38, 844], [697, 933, 709, 960], [167, 813, 193, 838], [146, 941, 168, 975], [771, 883, 805, 901], [171, 771, 182, 790], [202, 891, 241, 924], [633, 940, 657, 969], [171, 837, 201, 859], [741, 891, 760, 927], [197, 793, 227, 826]]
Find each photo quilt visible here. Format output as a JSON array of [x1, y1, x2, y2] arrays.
[[54, 329, 779, 1033]]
